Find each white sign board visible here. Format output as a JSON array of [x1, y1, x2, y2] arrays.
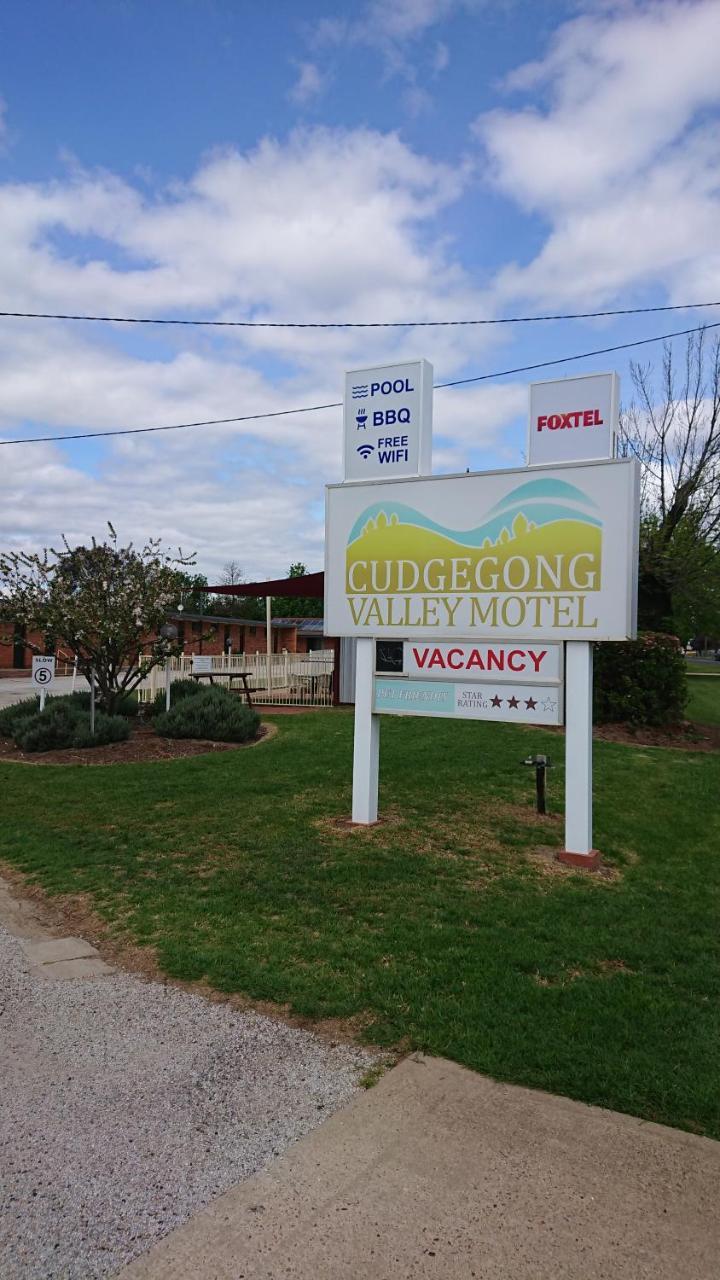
[[192, 654, 213, 673], [374, 677, 563, 725], [31, 654, 56, 690], [325, 458, 640, 642], [403, 640, 562, 683], [343, 359, 432, 482], [528, 372, 619, 466]]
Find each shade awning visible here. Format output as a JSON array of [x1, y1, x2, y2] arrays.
[[207, 571, 324, 599]]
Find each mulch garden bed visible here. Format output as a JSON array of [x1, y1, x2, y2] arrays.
[[542, 719, 720, 752], [0, 720, 274, 766]]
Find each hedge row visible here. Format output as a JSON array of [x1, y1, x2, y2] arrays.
[[593, 632, 688, 726]]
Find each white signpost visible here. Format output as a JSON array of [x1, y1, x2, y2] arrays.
[[527, 372, 620, 860], [343, 359, 433, 482], [192, 654, 213, 674], [31, 654, 56, 710], [329, 362, 639, 869], [528, 371, 619, 467]]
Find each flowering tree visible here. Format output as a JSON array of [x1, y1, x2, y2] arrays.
[[0, 525, 195, 712]]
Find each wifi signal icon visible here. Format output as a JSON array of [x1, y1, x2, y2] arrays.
[[356, 443, 374, 459]]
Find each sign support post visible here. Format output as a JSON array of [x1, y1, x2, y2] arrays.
[[560, 641, 598, 866], [266, 596, 273, 699], [352, 638, 380, 824]]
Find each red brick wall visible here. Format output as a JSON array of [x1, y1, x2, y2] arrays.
[[0, 626, 48, 670], [178, 621, 246, 656], [1, 616, 326, 666]]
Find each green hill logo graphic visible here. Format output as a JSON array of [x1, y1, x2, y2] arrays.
[[346, 477, 603, 595]]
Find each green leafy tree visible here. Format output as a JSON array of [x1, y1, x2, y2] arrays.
[[0, 525, 195, 712]]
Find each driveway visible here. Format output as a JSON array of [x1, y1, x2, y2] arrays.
[[0, 879, 376, 1279]]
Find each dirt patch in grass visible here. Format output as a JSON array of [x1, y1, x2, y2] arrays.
[[527, 845, 622, 882], [532, 957, 637, 987], [0, 720, 277, 766], [317, 811, 405, 835]]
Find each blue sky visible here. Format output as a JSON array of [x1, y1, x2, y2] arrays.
[[1, 0, 719, 578]]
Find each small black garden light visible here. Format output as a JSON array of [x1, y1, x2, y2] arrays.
[[523, 753, 552, 815]]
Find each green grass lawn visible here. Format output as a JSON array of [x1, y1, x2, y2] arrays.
[[1, 713, 719, 1138], [686, 673, 720, 726]]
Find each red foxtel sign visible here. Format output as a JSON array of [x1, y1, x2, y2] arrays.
[[403, 640, 563, 684]]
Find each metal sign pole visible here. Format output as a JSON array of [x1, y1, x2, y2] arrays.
[[90, 669, 96, 736]]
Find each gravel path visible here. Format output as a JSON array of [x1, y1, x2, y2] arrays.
[[0, 925, 375, 1279]]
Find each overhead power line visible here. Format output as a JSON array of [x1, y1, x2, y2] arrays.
[[2, 319, 719, 447], [0, 300, 719, 330]]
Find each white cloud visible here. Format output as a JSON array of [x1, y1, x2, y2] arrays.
[[289, 61, 328, 106], [316, 0, 478, 47], [432, 41, 450, 74], [312, 0, 480, 88], [0, 128, 470, 325], [476, 0, 720, 307], [0, 126, 509, 577]]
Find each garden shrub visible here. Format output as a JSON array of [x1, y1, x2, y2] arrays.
[[12, 699, 130, 752], [70, 712, 131, 748], [155, 686, 260, 742], [14, 700, 82, 752], [593, 632, 688, 726], [0, 696, 41, 736], [146, 677, 204, 717]]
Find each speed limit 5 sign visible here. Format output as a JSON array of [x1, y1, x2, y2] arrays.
[[31, 655, 56, 690]]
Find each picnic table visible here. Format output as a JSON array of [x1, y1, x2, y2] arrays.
[[190, 670, 260, 707]]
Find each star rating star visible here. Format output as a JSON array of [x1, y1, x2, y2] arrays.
[[507, 695, 520, 709], [490, 694, 502, 707], [541, 697, 557, 713], [525, 696, 537, 710]]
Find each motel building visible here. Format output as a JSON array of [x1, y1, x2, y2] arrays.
[[0, 613, 330, 672]]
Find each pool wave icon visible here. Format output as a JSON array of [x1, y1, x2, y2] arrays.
[[352, 384, 369, 398]]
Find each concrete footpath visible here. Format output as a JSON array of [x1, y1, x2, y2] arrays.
[[119, 1053, 720, 1280]]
